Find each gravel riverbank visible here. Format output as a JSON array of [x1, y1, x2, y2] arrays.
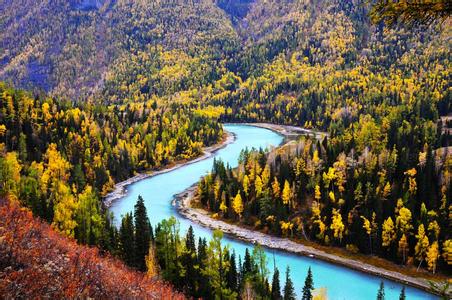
[[175, 185, 444, 296], [104, 131, 235, 208]]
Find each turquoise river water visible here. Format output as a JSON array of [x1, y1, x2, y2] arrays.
[[110, 124, 436, 300]]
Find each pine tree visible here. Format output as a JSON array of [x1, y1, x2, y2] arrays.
[[134, 195, 151, 271], [243, 248, 253, 278], [119, 212, 135, 267], [227, 251, 238, 293], [182, 226, 198, 295], [302, 267, 314, 300], [399, 286, 406, 300], [185, 225, 196, 253], [271, 267, 282, 300], [283, 266, 296, 300], [376, 281, 385, 300]]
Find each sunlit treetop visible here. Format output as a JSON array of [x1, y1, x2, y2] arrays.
[[370, 0, 451, 28]]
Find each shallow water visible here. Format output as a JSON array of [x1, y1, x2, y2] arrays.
[[109, 124, 436, 299]]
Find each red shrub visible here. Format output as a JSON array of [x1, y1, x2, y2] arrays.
[[0, 198, 184, 299]]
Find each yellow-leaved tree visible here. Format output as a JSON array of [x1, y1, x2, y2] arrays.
[[415, 224, 430, 270], [426, 241, 439, 274], [0, 151, 22, 198], [232, 192, 244, 219], [330, 209, 345, 243], [282, 180, 292, 206], [382, 217, 396, 249], [52, 181, 78, 237], [146, 243, 159, 278], [243, 175, 250, 196], [398, 234, 409, 264], [255, 175, 263, 198], [272, 177, 280, 199]]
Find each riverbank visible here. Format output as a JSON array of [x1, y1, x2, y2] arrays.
[[172, 123, 448, 297], [238, 122, 328, 140], [175, 185, 448, 297], [104, 130, 236, 208]]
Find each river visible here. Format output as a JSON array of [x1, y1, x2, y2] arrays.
[[109, 124, 436, 299]]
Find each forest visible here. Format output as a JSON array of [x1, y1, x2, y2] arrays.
[[0, 82, 222, 246], [0, 0, 450, 298]]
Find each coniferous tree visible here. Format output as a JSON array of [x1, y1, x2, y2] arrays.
[[243, 248, 253, 278], [197, 237, 209, 298], [271, 267, 282, 300], [134, 195, 151, 271], [377, 281, 385, 300], [302, 267, 314, 300], [182, 226, 198, 295], [119, 212, 135, 267], [283, 266, 296, 300], [227, 251, 238, 293], [399, 286, 406, 300]]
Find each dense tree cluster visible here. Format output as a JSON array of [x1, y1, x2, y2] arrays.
[[1, 0, 450, 297], [198, 134, 451, 274], [0, 0, 238, 99], [116, 196, 318, 299], [0, 82, 222, 246]]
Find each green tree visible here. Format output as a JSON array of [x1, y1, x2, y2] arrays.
[[302, 267, 314, 300], [134, 195, 151, 271], [377, 281, 385, 300], [271, 267, 282, 300], [283, 266, 296, 300], [119, 212, 135, 267], [202, 230, 236, 299], [75, 185, 103, 245], [399, 286, 406, 300]]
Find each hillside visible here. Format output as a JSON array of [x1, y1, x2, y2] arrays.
[[0, 1, 450, 298], [0, 0, 237, 99], [2, 0, 449, 104], [0, 197, 183, 299]]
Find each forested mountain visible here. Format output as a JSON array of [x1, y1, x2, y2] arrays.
[[2, 0, 449, 106], [0, 0, 450, 298], [0, 0, 238, 99]]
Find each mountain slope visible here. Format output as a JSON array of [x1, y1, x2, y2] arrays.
[[0, 197, 183, 299], [0, 0, 237, 99]]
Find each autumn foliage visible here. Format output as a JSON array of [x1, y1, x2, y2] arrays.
[[0, 197, 183, 299]]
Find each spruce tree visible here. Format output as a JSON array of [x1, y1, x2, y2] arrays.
[[182, 226, 197, 295], [227, 251, 238, 293], [283, 266, 296, 300], [197, 237, 209, 298], [302, 267, 314, 300], [243, 248, 253, 278], [134, 195, 151, 271], [399, 286, 406, 300], [185, 225, 196, 253], [119, 212, 135, 267], [377, 281, 385, 300], [271, 267, 282, 300]]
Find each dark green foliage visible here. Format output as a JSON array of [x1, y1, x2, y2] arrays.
[[377, 281, 385, 300], [399, 286, 406, 300], [227, 251, 239, 293], [134, 195, 151, 271], [283, 266, 296, 300], [119, 212, 135, 267], [302, 267, 314, 300], [271, 267, 282, 300]]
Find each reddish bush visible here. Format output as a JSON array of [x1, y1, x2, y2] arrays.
[[0, 198, 184, 299]]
